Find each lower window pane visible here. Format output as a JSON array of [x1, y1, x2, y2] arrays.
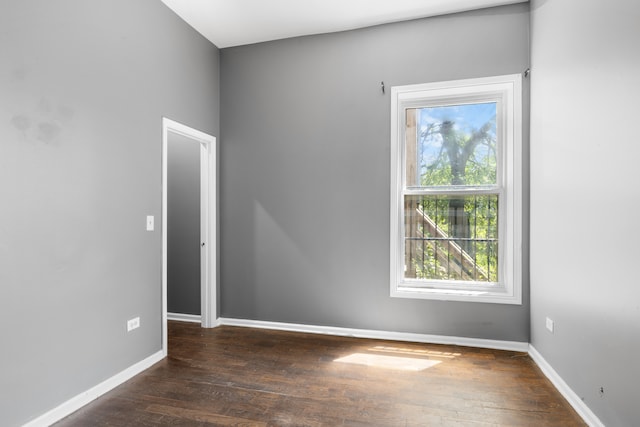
[[404, 194, 498, 283]]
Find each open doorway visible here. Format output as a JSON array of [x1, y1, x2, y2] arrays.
[[162, 118, 217, 354]]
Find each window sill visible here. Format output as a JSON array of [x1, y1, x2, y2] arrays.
[[391, 285, 521, 305]]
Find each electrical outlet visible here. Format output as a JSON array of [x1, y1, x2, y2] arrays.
[[545, 317, 554, 333], [127, 317, 140, 332]]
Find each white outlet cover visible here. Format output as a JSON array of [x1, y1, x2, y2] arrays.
[[127, 317, 140, 332]]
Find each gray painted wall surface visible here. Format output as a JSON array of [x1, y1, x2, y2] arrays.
[[220, 4, 530, 341], [530, 1, 640, 425], [0, 1, 219, 425], [168, 132, 201, 315]]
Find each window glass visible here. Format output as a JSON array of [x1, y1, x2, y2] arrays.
[[406, 103, 498, 189], [404, 194, 498, 282]]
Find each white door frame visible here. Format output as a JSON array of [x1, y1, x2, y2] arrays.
[[162, 117, 217, 354]]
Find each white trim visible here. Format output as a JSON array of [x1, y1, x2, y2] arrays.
[[23, 351, 164, 427], [167, 312, 203, 323], [528, 345, 604, 427], [162, 121, 168, 355], [162, 117, 218, 350], [22, 317, 597, 427], [218, 318, 596, 426], [390, 74, 522, 305], [219, 317, 528, 352]]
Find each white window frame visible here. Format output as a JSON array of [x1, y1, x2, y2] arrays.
[[390, 74, 522, 304]]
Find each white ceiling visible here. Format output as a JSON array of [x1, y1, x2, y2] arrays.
[[160, 0, 528, 48]]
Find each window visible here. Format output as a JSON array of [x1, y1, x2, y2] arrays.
[[390, 74, 522, 304]]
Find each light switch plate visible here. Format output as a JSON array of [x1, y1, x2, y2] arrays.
[[545, 317, 554, 333], [146, 215, 154, 231]]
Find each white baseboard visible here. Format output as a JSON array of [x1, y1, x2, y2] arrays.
[[220, 318, 598, 426], [23, 350, 164, 427], [21, 318, 598, 427], [529, 345, 604, 427], [167, 312, 202, 323], [218, 317, 529, 352]]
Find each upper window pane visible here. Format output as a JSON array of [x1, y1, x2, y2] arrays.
[[405, 103, 497, 188]]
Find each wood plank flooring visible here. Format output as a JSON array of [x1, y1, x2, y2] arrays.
[[56, 321, 586, 426]]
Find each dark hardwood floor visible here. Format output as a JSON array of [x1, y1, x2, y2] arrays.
[[56, 321, 585, 426]]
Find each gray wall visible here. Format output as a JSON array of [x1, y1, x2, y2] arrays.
[[0, 1, 219, 425], [168, 132, 201, 315], [529, 1, 640, 425], [220, 4, 530, 341]]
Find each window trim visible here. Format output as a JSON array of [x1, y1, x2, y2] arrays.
[[390, 74, 522, 305]]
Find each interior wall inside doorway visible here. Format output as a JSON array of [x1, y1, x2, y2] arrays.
[[167, 131, 201, 315]]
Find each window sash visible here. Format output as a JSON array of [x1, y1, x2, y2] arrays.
[[402, 100, 505, 191], [401, 191, 503, 286]]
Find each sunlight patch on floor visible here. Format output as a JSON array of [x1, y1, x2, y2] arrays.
[[371, 346, 461, 359], [334, 353, 442, 371]]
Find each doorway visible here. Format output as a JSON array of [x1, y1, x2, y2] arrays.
[[162, 118, 217, 354]]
